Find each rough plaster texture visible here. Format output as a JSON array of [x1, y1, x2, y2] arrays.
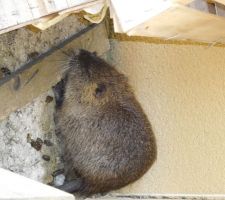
[[0, 15, 86, 184], [0, 15, 86, 71], [108, 40, 225, 194], [0, 90, 61, 183]]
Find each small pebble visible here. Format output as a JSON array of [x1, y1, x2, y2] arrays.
[[36, 137, 43, 144], [44, 139, 54, 146], [54, 174, 65, 187], [31, 139, 42, 151], [45, 96, 54, 103], [42, 155, 50, 161]]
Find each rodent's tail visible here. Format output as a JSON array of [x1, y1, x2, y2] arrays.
[[55, 178, 83, 193]]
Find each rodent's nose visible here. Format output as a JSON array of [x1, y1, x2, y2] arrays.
[[69, 49, 92, 70], [77, 50, 94, 70]]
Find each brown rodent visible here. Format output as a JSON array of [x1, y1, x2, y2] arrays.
[[54, 49, 157, 196]]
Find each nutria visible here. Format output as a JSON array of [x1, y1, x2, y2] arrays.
[[53, 49, 157, 195]]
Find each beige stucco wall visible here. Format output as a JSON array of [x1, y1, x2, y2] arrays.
[[109, 40, 225, 194]]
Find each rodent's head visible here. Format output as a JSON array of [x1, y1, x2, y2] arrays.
[[64, 49, 131, 107]]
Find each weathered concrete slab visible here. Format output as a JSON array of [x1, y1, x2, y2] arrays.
[[0, 23, 109, 121], [86, 194, 225, 200], [0, 168, 75, 200]]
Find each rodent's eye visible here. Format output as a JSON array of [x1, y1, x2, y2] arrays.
[[95, 83, 106, 98]]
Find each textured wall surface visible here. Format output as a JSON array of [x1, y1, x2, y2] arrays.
[[0, 15, 85, 184], [109, 40, 225, 194], [0, 15, 86, 71], [0, 91, 61, 183]]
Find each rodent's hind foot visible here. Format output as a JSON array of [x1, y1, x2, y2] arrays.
[[55, 178, 83, 193]]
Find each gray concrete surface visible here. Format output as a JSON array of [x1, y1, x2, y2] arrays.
[[0, 15, 86, 184], [0, 15, 86, 71], [0, 90, 61, 183]]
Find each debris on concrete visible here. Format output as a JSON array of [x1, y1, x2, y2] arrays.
[[0, 90, 63, 184]]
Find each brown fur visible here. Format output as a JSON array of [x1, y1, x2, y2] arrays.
[[54, 49, 157, 195]]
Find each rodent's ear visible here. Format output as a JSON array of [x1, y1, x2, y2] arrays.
[[95, 83, 106, 98]]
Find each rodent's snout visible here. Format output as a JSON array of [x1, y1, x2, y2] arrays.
[[74, 49, 97, 71], [68, 49, 107, 79], [68, 49, 93, 70], [68, 49, 95, 79]]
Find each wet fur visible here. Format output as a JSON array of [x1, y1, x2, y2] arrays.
[[54, 49, 157, 195]]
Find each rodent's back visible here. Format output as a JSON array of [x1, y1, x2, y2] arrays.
[[55, 49, 157, 195]]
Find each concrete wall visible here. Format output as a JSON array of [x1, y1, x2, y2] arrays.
[[0, 15, 85, 183], [109, 40, 225, 194]]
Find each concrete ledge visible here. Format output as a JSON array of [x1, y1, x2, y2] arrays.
[[87, 194, 225, 200], [0, 22, 109, 121], [0, 168, 74, 200]]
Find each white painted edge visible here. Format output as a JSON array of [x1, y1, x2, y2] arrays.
[[0, 168, 75, 200], [109, 0, 172, 32]]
